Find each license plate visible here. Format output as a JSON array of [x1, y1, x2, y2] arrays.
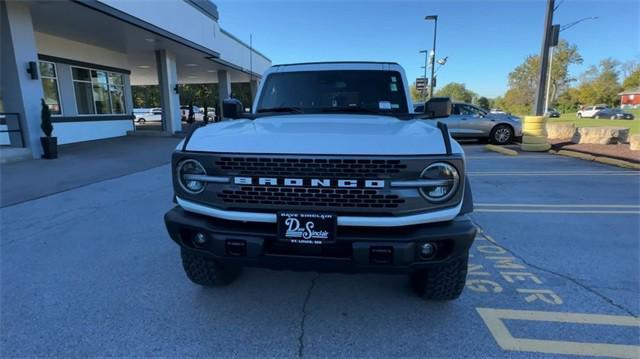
[[277, 212, 337, 244]]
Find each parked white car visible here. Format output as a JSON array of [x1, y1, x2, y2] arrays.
[[134, 108, 163, 123], [577, 105, 607, 118]]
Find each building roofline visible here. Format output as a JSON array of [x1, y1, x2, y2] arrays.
[[618, 88, 640, 95], [219, 28, 271, 62], [72, 0, 220, 59], [184, 0, 219, 21]]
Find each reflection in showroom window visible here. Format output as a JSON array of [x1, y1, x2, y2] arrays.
[[72, 66, 126, 115], [39, 62, 62, 115], [109, 73, 125, 114]]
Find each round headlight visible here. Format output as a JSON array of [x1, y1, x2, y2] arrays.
[[177, 159, 207, 194], [419, 162, 460, 202]]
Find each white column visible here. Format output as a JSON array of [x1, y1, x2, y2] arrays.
[[1, 1, 45, 158], [217, 70, 231, 119], [155, 50, 181, 134]]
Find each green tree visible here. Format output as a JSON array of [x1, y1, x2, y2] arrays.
[[476, 96, 490, 110], [434, 82, 476, 103], [409, 84, 422, 102], [556, 87, 580, 113], [622, 68, 640, 90], [501, 40, 582, 115], [132, 85, 161, 108], [575, 58, 622, 107]]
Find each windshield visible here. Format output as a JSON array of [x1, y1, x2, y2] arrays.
[[256, 70, 409, 114]]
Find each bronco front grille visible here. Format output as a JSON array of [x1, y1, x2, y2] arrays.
[[214, 157, 408, 178], [217, 186, 406, 209]]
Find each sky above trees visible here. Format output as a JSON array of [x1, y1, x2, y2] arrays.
[[217, 0, 639, 99]]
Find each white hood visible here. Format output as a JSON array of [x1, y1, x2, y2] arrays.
[[184, 114, 459, 155]]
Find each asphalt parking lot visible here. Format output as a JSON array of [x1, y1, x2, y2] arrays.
[[1, 144, 638, 358]]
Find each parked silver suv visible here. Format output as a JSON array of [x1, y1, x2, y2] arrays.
[[415, 101, 522, 144]]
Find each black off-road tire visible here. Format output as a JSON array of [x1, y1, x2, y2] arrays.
[[180, 248, 240, 286], [410, 253, 469, 301]]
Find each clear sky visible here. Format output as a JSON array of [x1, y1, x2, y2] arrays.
[[216, 0, 640, 98]]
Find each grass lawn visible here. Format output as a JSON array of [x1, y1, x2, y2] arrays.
[[545, 109, 639, 135]]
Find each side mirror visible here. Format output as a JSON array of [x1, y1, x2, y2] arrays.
[[222, 98, 243, 119], [424, 97, 452, 118]]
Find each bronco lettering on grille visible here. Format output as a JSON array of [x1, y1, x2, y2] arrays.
[[233, 177, 385, 188]]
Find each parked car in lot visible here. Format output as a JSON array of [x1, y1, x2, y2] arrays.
[[593, 108, 635, 120], [577, 105, 607, 118], [415, 101, 522, 145], [134, 108, 163, 123], [545, 108, 561, 118], [180, 105, 203, 122]]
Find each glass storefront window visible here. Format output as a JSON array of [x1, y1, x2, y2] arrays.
[[39, 62, 62, 115], [74, 82, 95, 115], [72, 66, 127, 115]]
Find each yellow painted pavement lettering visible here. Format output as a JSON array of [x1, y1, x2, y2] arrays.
[[467, 279, 504, 293], [476, 307, 640, 358], [486, 256, 527, 270], [477, 245, 507, 255], [500, 272, 543, 285], [517, 288, 563, 305]]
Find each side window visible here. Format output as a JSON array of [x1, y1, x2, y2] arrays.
[[451, 104, 461, 115], [460, 105, 483, 116], [39, 62, 62, 115]]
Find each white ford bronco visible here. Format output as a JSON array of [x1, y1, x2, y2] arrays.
[[164, 62, 476, 300]]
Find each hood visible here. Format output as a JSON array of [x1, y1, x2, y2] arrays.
[[184, 114, 455, 155]]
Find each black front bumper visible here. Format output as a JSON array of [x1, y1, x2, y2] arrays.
[[164, 207, 476, 274]]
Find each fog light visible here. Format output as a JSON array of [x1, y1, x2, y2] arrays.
[[194, 232, 206, 245], [420, 243, 437, 259]]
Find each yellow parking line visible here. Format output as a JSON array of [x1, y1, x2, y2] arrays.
[[477, 308, 640, 358], [476, 203, 640, 208], [468, 171, 639, 176], [475, 209, 640, 214]]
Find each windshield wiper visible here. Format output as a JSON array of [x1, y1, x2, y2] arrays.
[[319, 106, 379, 114], [256, 107, 303, 113]]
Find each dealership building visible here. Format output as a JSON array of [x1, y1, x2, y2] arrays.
[[1, 0, 271, 160]]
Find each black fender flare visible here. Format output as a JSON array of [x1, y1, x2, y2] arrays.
[[460, 177, 474, 215]]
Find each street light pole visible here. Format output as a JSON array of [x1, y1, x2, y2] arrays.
[[425, 15, 438, 98]]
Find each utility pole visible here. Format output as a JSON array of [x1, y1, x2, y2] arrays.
[[420, 50, 429, 101], [533, 0, 554, 116]]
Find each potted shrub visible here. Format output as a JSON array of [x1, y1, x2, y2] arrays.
[[40, 99, 57, 159]]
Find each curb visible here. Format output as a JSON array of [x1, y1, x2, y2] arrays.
[[485, 144, 518, 156], [550, 149, 640, 170]]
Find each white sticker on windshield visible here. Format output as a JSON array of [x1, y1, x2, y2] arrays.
[[379, 101, 392, 110], [390, 83, 398, 92], [391, 76, 397, 82]]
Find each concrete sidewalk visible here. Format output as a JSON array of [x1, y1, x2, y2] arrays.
[[0, 136, 181, 207]]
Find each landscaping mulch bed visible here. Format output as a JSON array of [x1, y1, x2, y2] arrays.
[[550, 140, 640, 164]]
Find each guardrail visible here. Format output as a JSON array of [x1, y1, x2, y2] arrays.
[[0, 113, 25, 147]]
